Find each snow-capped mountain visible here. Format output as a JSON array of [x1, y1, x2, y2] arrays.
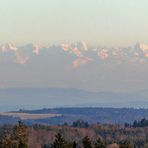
[[0, 42, 148, 67]]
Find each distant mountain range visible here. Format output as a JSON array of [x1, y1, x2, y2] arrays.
[[0, 88, 148, 111], [0, 42, 148, 92], [0, 42, 148, 110], [0, 42, 148, 67]]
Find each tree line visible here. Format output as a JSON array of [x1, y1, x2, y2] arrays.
[[1, 119, 148, 147], [0, 121, 28, 148], [42, 133, 131, 148]]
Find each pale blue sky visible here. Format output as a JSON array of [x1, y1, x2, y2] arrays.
[[1, 1, 148, 109], [0, 0, 148, 46]]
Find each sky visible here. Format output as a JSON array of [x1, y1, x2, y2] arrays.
[[0, 0, 148, 93], [0, 0, 148, 109], [0, 0, 148, 46]]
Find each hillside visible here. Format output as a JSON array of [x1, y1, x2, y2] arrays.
[[1, 107, 148, 125], [0, 88, 148, 112]]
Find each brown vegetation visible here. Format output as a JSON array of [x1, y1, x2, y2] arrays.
[[0, 112, 61, 120], [0, 122, 148, 147]]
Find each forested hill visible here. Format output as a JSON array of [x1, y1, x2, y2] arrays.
[[11, 107, 148, 125]]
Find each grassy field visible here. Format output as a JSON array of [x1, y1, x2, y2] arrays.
[[0, 112, 61, 120]]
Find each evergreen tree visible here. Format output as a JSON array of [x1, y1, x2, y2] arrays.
[[0, 121, 28, 148], [94, 138, 105, 148], [82, 136, 92, 148], [72, 120, 89, 128], [53, 133, 69, 148], [42, 144, 51, 148], [14, 120, 28, 148], [119, 141, 131, 148], [72, 141, 77, 148], [0, 133, 19, 148]]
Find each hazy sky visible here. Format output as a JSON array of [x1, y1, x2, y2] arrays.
[[1, 1, 148, 110], [0, 0, 148, 46], [0, 0, 148, 93]]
